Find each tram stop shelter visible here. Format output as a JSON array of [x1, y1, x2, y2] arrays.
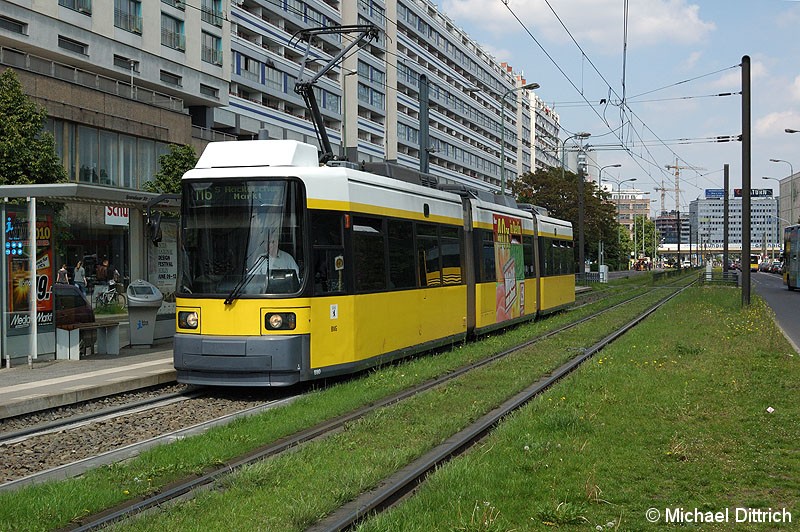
[[0, 183, 179, 367]]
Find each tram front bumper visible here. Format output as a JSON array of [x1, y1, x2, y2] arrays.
[[173, 333, 310, 386]]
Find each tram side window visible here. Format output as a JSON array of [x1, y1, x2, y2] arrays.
[[478, 229, 496, 282], [523, 236, 535, 278], [311, 210, 345, 294], [353, 216, 387, 292], [562, 241, 574, 274], [388, 220, 416, 289], [440, 226, 462, 285], [416, 223, 441, 286], [539, 237, 554, 277]]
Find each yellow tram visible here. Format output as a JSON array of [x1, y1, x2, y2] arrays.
[[174, 140, 574, 386]]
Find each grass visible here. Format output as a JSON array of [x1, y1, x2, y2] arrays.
[[357, 288, 799, 531], [0, 274, 683, 531], [109, 290, 670, 531]]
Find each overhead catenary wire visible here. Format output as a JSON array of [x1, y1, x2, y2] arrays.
[[505, 0, 741, 198]]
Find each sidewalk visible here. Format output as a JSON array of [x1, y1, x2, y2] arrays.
[[0, 338, 176, 420]]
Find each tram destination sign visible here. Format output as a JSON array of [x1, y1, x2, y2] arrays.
[[733, 188, 773, 198]]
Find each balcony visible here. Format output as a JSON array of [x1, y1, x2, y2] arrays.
[[114, 10, 143, 34]]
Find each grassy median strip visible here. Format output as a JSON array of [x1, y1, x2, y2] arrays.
[[358, 287, 800, 531], [109, 290, 669, 531], [0, 276, 664, 531]]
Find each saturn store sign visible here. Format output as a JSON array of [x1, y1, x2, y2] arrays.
[[105, 206, 130, 226]]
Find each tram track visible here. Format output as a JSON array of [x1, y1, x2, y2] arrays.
[[0, 276, 668, 491], [0, 387, 301, 489], [61, 276, 694, 531], [312, 280, 690, 531], [1, 287, 634, 492]]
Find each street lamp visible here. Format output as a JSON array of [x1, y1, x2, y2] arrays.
[[763, 176, 786, 238], [598, 163, 622, 191], [560, 132, 591, 182], [770, 155, 796, 226], [613, 177, 636, 269], [499, 82, 539, 195]]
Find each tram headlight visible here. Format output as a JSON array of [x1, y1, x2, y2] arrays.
[[178, 311, 199, 329], [265, 312, 296, 330]]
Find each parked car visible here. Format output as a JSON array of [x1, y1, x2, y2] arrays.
[[53, 283, 94, 326], [771, 260, 783, 274]]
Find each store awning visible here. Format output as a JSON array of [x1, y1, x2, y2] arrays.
[[0, 183, 180, 209]]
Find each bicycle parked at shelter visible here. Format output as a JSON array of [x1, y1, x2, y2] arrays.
[[95, 280, 126, 309]]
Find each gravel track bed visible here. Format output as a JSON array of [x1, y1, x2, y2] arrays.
[[0, 384, 190, 436], [0, 390, 273, 484]]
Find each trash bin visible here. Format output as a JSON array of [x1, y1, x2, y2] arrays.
[[126, 280, 163, 347]]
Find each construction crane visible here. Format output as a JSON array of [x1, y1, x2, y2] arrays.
[[654, 179, 669, 215], [290, 24, 380, 164], [665, 159, 706, 211]]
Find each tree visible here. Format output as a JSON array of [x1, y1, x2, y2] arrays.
[[512, 167, 625, 270], [0, 69, 67, 186], [142, 144, 197, 194]]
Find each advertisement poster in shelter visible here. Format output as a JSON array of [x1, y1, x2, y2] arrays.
[[147, 220, 177, 316], [493, 213, 524, 321], [5, 210, 55, 335]]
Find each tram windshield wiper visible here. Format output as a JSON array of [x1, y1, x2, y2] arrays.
[[224, 254, 267, 305]]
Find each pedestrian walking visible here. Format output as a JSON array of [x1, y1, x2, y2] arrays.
[[56, 264, 69, 284], [74, 260, 86, 295]]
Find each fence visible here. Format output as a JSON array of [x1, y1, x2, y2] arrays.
[[698, 271, 739, 286]]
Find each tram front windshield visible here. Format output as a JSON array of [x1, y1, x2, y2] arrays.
[[180, 179, 305, 297]]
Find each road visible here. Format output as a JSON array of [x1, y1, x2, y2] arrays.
[[750, 271, 800, 353]]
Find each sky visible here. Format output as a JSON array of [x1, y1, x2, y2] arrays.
[[439, 0, 800, 216]]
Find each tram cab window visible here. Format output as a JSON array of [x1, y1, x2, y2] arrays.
[[181, 179, 305, 297]]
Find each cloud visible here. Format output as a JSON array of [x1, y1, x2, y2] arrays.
[[707, 60, 767, 90], [683, 51, 703, 70], [755, 110, 800, 136], [792, 75, 800, 101], [440, 0, 715, 52]]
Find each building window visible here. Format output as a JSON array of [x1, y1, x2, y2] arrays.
[[201, 0, 223, 27], [0, 15, 27, 34], [200, 84, 219, 98], [59, 0, 92, 15], [161, 13, 185, 51], [265, 66, 282, 92], [113, 55, 139, 72], [201, 31, 222, 65], [161, 0, 184, 9], [115, 0, 142, 34], [159, 70, 182, 87], [58, 35, 88, 55]]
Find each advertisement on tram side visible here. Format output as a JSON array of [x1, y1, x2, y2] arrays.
[[493, 213, 525, 321]]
